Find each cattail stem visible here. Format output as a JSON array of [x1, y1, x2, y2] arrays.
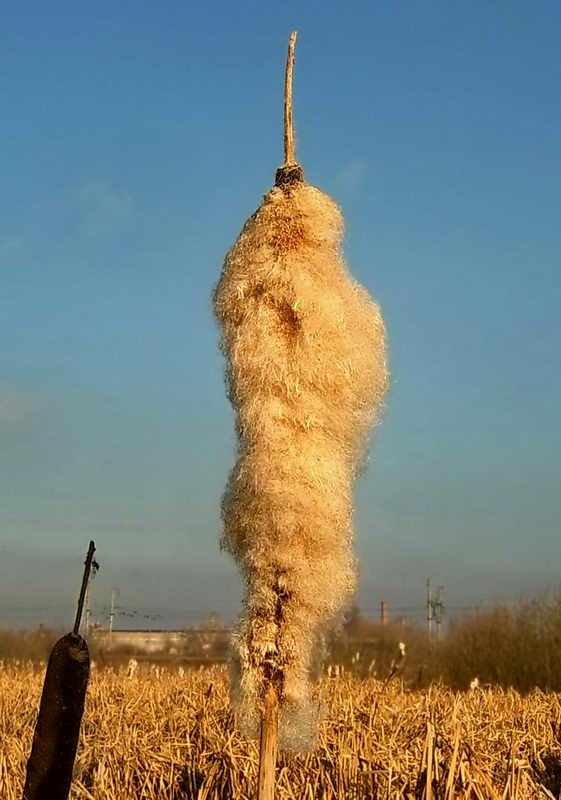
[[257, 683, 279, 800], [283, 31, 298, 166], [73, 540, 96, 636], [276, 32, 303, 189]]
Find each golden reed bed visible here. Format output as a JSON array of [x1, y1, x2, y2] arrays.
[[2, 662, 561, 799]]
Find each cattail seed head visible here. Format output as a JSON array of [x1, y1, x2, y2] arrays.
[[214, 179, 388, 749]]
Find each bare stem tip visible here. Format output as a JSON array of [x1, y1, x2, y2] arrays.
[[276, 31, 304, 188], [284, 31, 298, 166]]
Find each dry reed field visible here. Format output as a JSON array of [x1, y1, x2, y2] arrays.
[[3, 662, 561, 799]]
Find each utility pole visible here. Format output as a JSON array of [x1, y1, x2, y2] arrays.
[[109, 588, 118, 636], [435, 585, 445, 641], [380, 600, 388, 626], [426, 579, 432, 638]]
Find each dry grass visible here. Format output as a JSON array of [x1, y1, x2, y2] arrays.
[[2, 663, 561, 798]]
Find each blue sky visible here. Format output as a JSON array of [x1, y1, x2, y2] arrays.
[[1, 2, 560, 629]]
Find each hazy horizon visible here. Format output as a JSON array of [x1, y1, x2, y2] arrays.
[[2, 2, 561, 631]]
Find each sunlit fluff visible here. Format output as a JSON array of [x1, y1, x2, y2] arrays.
[[214, 181, 388, 749]]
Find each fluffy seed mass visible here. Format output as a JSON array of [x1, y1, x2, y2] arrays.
[[214, 180, 388, 748]]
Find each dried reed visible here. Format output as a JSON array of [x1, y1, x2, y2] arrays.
[[3, 663, 561, 799]]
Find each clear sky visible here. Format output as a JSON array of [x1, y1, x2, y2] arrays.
[[1, 2, 560, 630]]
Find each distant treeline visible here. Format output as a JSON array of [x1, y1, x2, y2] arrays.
[[335, 593, 561, 691], [4, 593, 561, 692]]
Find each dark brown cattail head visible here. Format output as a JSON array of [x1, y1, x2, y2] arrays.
[[22, 633, 90, 800]]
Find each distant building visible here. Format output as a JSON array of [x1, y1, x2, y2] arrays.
[[91, 628, 230, 661]]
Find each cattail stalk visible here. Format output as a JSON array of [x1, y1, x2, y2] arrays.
[[283, 32, 297, 166], [214, 31, 388, 760], [257, 684, 278, 800], [22, 542, 96, 800]]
